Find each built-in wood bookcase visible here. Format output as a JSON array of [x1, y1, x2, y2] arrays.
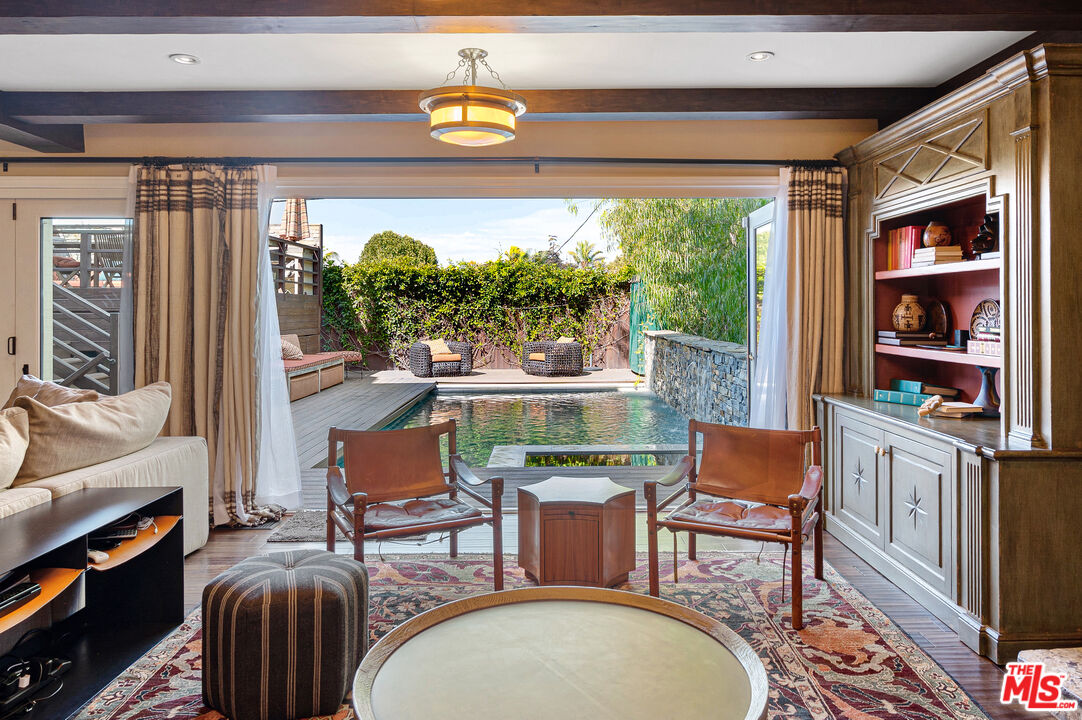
[[871, 193, 1001, 404]]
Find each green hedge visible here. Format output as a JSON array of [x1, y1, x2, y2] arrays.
[[323, 259, 632, 368]]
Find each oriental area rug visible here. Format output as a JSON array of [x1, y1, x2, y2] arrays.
[[72, 554, 990, 720]]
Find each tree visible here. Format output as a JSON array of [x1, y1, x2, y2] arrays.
[[597, 198, 768, 344], [359, 230, 437, 265], [569, 240, 603, 268]]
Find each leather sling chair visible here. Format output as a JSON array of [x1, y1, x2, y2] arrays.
[[326, 420, 504, 589], [645, 420, 824, 629]]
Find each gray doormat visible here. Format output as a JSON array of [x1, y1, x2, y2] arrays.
[[267, 509, 345, 542], [267, 509, 430, 544]]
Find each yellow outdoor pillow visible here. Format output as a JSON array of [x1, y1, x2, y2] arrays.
[[423, 339, 452, 355], [556, 337, 576, 344], [0, 408, 29, 490], [3, 375, 99, 410], [14, 381, 171, 483]]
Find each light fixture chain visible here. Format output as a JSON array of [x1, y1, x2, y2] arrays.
[[441, 57, 468, 87], [479, 57, 508, 89]]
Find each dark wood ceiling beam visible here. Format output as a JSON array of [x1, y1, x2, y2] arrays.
[[0, 102, 83, 152], [1, 1, 1080, 33], [2, 88, 934, 126]]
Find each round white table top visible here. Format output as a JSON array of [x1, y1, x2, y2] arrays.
[[353, 587, 767, 720]]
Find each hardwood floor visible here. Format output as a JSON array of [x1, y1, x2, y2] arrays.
[[184, 518, 1038, 720]]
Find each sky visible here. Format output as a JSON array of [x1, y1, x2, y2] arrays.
[[270, 198, 609, 265]]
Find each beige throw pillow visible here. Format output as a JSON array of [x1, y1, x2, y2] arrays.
[[0, 408, 29, 490], [14, 381, 172, 483], [423, 339, 452, 355], [281, 337, 304, 360], [556, 337, 576, 344], [3, 375, 99, 410]]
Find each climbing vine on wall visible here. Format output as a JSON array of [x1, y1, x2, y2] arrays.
[[322, 258, 632, 369]]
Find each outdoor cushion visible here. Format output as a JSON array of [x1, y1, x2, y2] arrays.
[[556, 337, 576, 343], [365, 498, 482, 532], [528, 352, 547, 361], [283, 353, 346, 373], [431, 353, 462, 362], [14, 381, 171, 482], [3, 374, 98, 409], [423, 339, 452, 355], [668, 498, 790, 533], [0, 408, 29, 490], [281, 337, 304, 360]]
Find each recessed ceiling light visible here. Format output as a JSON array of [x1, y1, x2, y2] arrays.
[[746, 51, 775, 62], [169, 53, 200, 65]]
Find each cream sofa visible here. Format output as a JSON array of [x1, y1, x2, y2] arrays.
[[0, 436, 210, 555]]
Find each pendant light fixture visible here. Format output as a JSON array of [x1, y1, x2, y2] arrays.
[[419, 48, 527, 147]]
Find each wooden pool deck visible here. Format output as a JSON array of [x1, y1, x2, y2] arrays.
[[291, 367, 662, 510]]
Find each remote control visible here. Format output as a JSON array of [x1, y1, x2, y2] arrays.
[[0, 582, 40, 614], [87, 549, 110, 564]]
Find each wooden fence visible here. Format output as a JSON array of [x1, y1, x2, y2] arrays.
[[270, 237, 323, 354]]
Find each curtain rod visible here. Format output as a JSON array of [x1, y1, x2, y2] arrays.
[[0, 156, 840, 169]]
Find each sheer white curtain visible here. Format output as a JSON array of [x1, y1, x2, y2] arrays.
[[749, 168, 791, 429], [252, 166, 303, 511]]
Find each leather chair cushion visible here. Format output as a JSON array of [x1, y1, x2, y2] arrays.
[[431, 353, 462, 363], [365, 498, 482, 531], [668, 498, 790, 533]]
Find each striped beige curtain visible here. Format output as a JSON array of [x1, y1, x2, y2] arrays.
[[784, 166, 847, 430], [133, 164, 281, 526]]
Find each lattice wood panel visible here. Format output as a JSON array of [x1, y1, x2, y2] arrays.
[[875, 117, 986, 199]]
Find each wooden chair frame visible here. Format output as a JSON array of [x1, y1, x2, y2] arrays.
[[325, 422, 504, 590], [645, 421, 824, 629]]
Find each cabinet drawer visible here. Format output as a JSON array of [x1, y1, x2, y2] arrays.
[[885, 434, 954, 596], [834, 413, 885, 547]]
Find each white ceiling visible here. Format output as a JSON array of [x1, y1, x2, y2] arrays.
[[0, 31, 1028, 92]]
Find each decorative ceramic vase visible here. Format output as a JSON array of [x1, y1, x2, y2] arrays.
[[974, 365, 1001, 418], [892, 294, 926, 331], [922, 221, 952, 247]]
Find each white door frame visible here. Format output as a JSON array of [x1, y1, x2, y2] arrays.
[[0, 177, 130, 387]]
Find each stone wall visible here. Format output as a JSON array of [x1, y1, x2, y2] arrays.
[[643, 330, 749, 426]]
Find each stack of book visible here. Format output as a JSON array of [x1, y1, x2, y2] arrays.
[[933, 401, 983, 418], [877, 330, 946, 346], [874, 379, 962, 406], [885, 226, 923, 270], [912, 245, 963, 267]]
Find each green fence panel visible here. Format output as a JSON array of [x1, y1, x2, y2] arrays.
[[629, 279, 659, 375]]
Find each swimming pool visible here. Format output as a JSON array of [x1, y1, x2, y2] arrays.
[[381, 389, 690, 467]]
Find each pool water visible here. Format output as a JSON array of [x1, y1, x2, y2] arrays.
[[381, 390, 690, 467]]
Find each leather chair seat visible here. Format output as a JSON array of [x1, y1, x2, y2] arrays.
[[365, 498, 482, 531], [668, 498, 790, 533]]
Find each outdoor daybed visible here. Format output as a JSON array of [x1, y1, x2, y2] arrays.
[[281, 334, 359, 401]]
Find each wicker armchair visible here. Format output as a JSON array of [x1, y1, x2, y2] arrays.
[[522, 341, 584, 377], [409, 341, 473, 378]]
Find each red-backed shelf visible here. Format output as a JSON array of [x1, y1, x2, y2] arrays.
[[88, 516, 181, 572], [875, 258, 1000, 281], [875, 343, 1002, 368], [0, 567, 82, 634]]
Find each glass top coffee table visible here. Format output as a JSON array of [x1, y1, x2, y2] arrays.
[[352, 586, 768, 720]]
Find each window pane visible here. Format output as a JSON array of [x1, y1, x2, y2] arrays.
[[43, 218, 132, 394]]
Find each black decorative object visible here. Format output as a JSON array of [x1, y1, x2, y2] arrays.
[[926, 299, 950, 337], [971, 213, 998, 256], [974, 365, 1001, 418]]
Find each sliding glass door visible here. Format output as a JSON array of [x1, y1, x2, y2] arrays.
[[5, 199, 131, 393]]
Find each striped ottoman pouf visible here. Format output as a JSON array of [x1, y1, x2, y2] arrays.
[[202, 549, 369, 720]]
